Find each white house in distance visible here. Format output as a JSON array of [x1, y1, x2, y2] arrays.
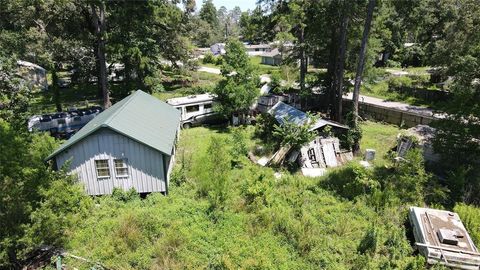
[[260, 48, 283, 66], [245, 44, 271, 56], [46, 90, 181, 196], [17, 60, 48, 90]]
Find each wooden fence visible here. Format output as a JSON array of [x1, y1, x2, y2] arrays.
[[343, 100, 437, 128], [290, 94, 438, 128]]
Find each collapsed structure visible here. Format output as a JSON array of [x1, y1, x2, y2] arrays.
[[397, 125, 440, 163], [409, 207, 480, 270], [262, 102, 352, 176]]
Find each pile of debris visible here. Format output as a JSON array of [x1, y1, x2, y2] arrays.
[[252, 101, 354, 177], [397, 124, 440, 163], [409, 207, 480, 269], [296, 137, 353, 176]]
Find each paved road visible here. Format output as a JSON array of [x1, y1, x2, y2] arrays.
[[197, 66, 221, 74], [344, 92, 444, 118], [197, 66, 443, 118]]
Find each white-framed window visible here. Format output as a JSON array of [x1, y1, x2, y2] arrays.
[[114, 159, 129, 177], [95, 159, 110, 178], [186, 105, 199, 113]]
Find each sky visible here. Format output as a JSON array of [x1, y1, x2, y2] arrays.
[[200, 0, 258, 12]]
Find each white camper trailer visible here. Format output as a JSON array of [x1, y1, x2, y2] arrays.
[[166, 94, 222, 128]]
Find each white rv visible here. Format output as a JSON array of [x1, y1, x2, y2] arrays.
[[167, 94, 222, 128]]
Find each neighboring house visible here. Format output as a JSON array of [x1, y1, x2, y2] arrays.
[[17, 60, 48, 90], [260, 48, 283, 66], [245, 44, 271, 56], [210, 43, 226, 55], [46, 90, 181, 196]]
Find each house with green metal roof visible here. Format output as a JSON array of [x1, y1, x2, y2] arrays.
[[47, 90, 181, 195]]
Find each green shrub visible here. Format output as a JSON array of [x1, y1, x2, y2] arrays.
[[112, 188, 139, 202], [322, 163, 379, 200], [357, 227, 378, 255], [269, 72, 283, 94], [254, 113, 277, 143], [230, 128, 248, 163], [454, 203, 480, 246], [272, 114, 316, 148], [196, 137, 231, 212], [408, 73, 430, 87], [214, 55, 223, 66], [202, 51, 215, 64], [387, 76, 413, 90]]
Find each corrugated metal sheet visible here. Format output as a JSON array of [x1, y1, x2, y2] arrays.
[[268, 101, 348, 131], [55, 129, 167, 195], [47, 90, 180, 160]]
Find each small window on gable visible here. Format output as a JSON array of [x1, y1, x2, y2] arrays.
[[186, 105, 199, 113], [95, 159, 110, 178], [114, 159, 129, 177]]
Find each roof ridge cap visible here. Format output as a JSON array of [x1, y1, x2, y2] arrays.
[[104, 91, 140, 125]]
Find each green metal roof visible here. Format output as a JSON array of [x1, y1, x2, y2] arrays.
[[47, 90, 181, 160]]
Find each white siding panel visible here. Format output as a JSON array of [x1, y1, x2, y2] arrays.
[[54, 128, 168, 195]]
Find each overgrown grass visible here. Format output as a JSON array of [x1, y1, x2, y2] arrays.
[[59, 125, 428, 269]]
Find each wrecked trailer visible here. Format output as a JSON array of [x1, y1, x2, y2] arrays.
[[409, 206, 480, 270]]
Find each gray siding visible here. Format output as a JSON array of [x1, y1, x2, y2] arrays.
[[55, 128, 167, 195]]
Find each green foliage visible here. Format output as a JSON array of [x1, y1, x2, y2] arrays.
[[387, 76, 413, 89], [254, 113, 277, 143], [271, 114, 316, 148], [202, 51, 216, 64], [230, 128, 248, 163], [322, 163, 379, 200], [0, 119, 61, 267], [268, 72, 284, 94], [342, 112, 363, 151], [357, 226, 378, 255], [454, 203, 480, 246], [21, 172, 92, 254], [199, 0, 219, 28], [0, 55, 31, 124], [112, 188, 140, 202], [213, 39, 259, 117], [196, 137, 231, 212]]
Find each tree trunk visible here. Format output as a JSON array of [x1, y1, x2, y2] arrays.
[[91, 2, 111, 109], [326, 26, 338, 119], [352, 0, 375, 154], [299, 26, 306, 93], [334, 8, 349, 123], [51, 69, 62, 112]]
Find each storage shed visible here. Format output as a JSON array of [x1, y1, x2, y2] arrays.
[[47, 90, 181, 195]]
